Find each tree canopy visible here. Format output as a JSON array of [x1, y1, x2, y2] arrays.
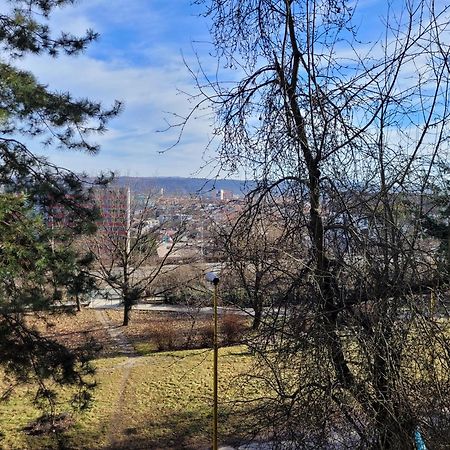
[[0, 194, 97, 410], [0, 0, 120, 220]]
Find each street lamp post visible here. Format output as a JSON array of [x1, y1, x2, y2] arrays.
[[205, 271, 220, 450]]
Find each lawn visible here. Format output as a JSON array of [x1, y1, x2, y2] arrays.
[[2, 310, 448, 449], [0, 310, 254, 450]]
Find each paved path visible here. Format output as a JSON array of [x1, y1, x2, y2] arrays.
[[89, 296, 254, 317]]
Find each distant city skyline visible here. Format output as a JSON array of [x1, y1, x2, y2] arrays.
[[17, 0, 390, 178]]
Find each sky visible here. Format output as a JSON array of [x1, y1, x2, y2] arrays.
[[12, 0, 447, 179], [19, 0, 216, 178]]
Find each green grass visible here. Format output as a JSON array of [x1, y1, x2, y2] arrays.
[[0, 347, 253, 449], [0, 357, 126, 449], [134, 341, 157, 355], [3, 313, 448, 449]]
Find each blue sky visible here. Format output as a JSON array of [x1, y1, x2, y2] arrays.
[[15, 0, 446, 179], [19, 0, 215, 178]]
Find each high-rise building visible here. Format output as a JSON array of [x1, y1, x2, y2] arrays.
[[94, 186, 131, 253]]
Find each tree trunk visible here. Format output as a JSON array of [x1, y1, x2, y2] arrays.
[[75, 294, 81, 312], [123, 297, 132, 326], [307, 162, 355, 389], [122, 270, 131, 326], [371, 318, 414, 449], [279, 12, 356, 390], [252, 303, 262, 330]]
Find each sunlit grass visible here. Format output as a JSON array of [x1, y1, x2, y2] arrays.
[[0, 347, 252, 449], [2, 312, 447, 449]]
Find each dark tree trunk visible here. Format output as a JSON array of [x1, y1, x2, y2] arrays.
[[123, 296, 132, 326], [122, 271, 131, 326], [252, 304, 262, 330]]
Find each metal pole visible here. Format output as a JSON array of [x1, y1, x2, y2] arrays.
[[212, 279, 219, 450], [430, 289, 436, 315]]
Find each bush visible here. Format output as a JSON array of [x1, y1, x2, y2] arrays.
[[197, 323, 214, 349], [222, 288, 252, 308], [221, 314, 247, 345], [148, 314, 248, 352], [152, 325, 178, 351]]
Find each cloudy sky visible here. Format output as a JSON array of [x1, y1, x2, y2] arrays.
[[16, 0, 382, 179], [18, 0, 216, 178], [14, 0, 440, 179]]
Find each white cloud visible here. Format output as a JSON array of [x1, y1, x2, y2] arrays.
[[10, 0, 216, 177], [12, 0, 448, 181]]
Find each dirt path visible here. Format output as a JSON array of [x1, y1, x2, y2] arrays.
[[95, 310, 137, 358], [94, 310, 139, 448]]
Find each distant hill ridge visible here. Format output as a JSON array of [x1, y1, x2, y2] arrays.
[[112, 176, 253, 196]]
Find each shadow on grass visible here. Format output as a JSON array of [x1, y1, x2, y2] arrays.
[[103, 409, 211, 450], [20, 405, 252, 450], [102, 406, 252, 450]]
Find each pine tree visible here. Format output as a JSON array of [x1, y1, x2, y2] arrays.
[[0, 0, 120, 412], [0, 195, 97, 410]]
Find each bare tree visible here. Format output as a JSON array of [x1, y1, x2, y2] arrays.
[[88, 188, 181, 326], [217, 202, 297, 329], [177, 0, 450, 447]]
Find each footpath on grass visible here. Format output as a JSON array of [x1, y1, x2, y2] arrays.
[[94, 309, 139, 448], [90, 294, 264, 449]]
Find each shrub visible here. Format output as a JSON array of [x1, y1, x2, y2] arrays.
[[197, 323, 214, 349], [221, 314, 247, 345], [152, 325, 178, 351]]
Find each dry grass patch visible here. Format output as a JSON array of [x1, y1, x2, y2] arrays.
[[101, 346, 254, 450], [105, 310, 249, 354], [1, 309, 257, 449], [0, 348, 254, 449], [26, 309, 112, 357]]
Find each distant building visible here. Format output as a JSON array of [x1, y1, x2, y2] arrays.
[[94, 187, 131, 253], [140, 218, 160, 232], [216, 189, 233, 201]]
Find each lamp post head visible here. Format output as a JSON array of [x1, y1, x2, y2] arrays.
[[205, 271, 220, 285]]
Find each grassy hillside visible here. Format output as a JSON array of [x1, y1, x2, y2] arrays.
[[0, 311, 254, 450]]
